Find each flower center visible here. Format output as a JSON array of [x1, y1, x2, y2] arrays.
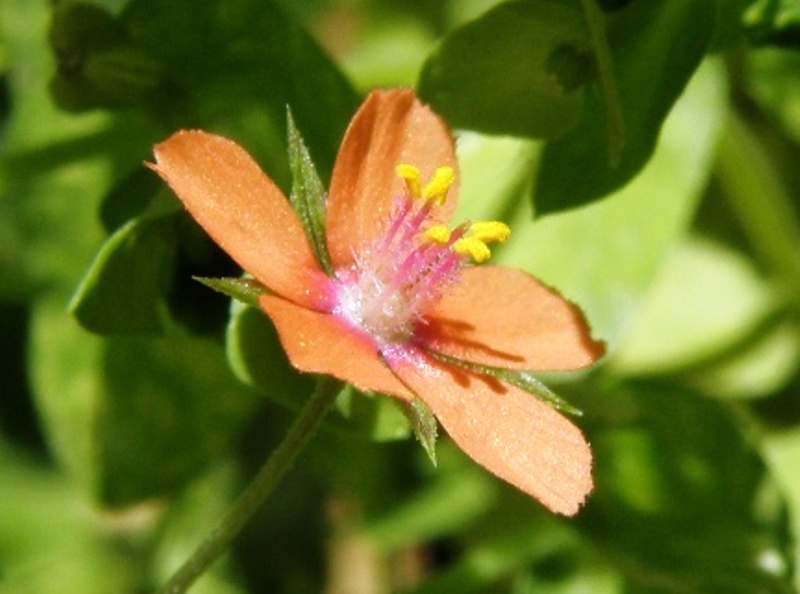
[[333, 164, 510, 346]]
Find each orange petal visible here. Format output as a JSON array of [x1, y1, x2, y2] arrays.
[[259, 294, 414, 401], [388, 349, 593, 515], [151, 130, 330, 309], [418, 267, 605, 371], [326, 89, 458, 268]]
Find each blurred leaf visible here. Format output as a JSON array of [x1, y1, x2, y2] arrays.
[[765, 427, 800, 592], [418, 0, 591, 138], [746, 0, 800, 48], [149, 462, 248, 594], [612, 235, 800, 399], [119, 0, 359, 182], [611, 236, 778, 374], [498, 60, 727, 349], [575, 380, 795, 594], [99, 165, 163, 231], [596, 0, 636, 11], [226, 301, 411, 441], [31, 297, 259, 506], [69, 213, 177, 336], [748, 49, 800, 143], [48, 3, 162, 111], [399, 479, 615, 594], [535, 0, 716, 213], [0, 440, 140, 593], [363, 441, 497, 552]]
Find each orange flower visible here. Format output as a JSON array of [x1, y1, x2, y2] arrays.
[[151, 89, 604, 515]]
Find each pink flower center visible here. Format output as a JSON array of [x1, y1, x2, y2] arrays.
[[332, 164, 510, 347], [334, 195, 463, 346]]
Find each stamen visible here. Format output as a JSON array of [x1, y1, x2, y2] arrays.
[[468, 221, 511, 244], [423, 224, 451, 244], [396, 164, 421, 198], [422, 167, 455, 204], [453, 236, 492, 263], [336, 163, 512, 346]]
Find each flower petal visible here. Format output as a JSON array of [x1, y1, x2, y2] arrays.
[[418, 266, 605, 371], [326, 89, 458, 268], [387, 348, 593, 515], [151, 130, 331, 309], [259, 294, 414, 401]]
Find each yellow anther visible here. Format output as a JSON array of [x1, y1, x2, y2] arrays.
[[396, 164, 421, 198], [468, 221, 511, 244], [454, 237, 492, 263], [423, 224, 451, 244], [422, 166, 455, 205]]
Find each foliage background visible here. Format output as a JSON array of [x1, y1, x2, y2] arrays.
[[2, 0, 800, 592]]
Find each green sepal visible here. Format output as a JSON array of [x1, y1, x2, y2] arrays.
[[400, 396, 439, 467], [286, 108, 333, 276], [194, 276, 269, 308], [493, 370, 582, 416], [427, 350, 583, 417]]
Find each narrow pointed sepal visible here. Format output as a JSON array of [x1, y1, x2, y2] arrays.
[[401, 396, 439, 466], [194, 276, 269, 308], [287, 108, 333, 276]]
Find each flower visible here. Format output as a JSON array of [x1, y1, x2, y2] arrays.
[[150, 89, 604, 515]]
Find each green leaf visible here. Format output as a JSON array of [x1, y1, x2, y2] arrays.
[[287, 108, 333, 275], [120, 0, 359, 182], [0, 439, 138, 593], [418, 0, 592, 138], [99, 165, 162, 232], [69, 214, 177, 336], [48, 3, 161, 111], [575, 380, 795, 594], [498, 59, 726, 349], [31, 297, 259, 507], [746, 0, 800, 48], [535, 0, 716, 213], [611, 236, 783, 376]]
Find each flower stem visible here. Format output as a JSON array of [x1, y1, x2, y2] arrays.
[[156, 377, 341, 594]]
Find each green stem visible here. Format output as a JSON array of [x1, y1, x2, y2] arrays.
[[715, 111, 800, 304], [156, 378, 341, 594], [580, 0, 625, 166]]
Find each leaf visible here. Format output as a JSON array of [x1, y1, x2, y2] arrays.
[[498, 59, 727, 349], [418, 0, 592, 138], [746, 0, 800, 48], [69, 214, 177, 336], [0, 439, 138, 593], [99, 165, 163, 232], [574, 380, 795, 594], [611, 236, 784, 376], [31, 296, 259, 507], [120, 0, 359, 181], [535, 0, 716, 213]]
